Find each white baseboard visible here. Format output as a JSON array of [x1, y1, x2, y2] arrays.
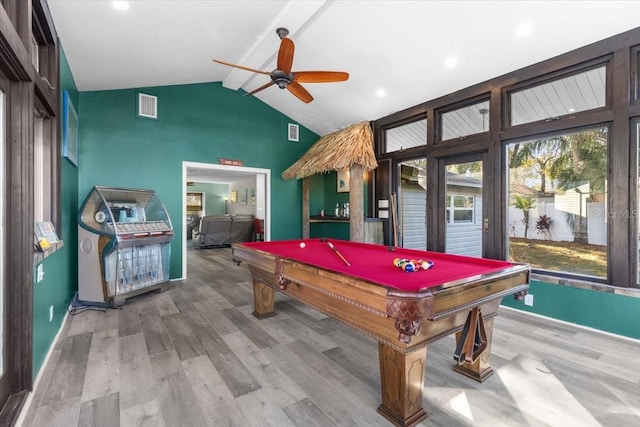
[[15, 305, 71, 427]]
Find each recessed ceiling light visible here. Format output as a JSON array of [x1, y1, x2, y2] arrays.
[[445, 56, 458, 68], [516, 23, 533, 37], [568, 108, 576, 113], [376, 89, 386, 98], [112, 1, 130, 11]]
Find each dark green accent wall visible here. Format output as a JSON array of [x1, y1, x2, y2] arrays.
[[77, 82, 317, 278], [33, 48, 80, 377], [501, 279, 640, 339]]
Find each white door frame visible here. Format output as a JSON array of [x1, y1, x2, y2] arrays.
[[181, 161, 271, 279]]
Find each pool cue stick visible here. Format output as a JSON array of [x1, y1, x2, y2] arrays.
[[326, 241, 351, 266], [390, 192, 399, 247]]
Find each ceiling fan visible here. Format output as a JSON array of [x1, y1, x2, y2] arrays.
[[213, 27, 349, 103]]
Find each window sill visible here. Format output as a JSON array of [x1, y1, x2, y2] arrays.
[[532, 272, 640, 299], [33, 240, 64, 264]]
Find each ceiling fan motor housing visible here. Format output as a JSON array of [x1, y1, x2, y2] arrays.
[[271, 70, 294, 89]]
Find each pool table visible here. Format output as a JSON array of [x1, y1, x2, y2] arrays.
[[232, 238, 529, 426]]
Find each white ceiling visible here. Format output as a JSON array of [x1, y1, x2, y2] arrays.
[[48, 0, 640, 138]]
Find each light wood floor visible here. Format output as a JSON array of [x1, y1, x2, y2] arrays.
[[20, 246, 640, 427]]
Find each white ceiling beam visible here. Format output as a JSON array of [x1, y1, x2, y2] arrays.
[[221, 0, 328, 91]]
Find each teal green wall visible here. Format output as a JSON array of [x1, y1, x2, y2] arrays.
[[501, 279, 640, 339], [188, 182, 228, 215], [33, 48, 79, 377], [77, 82, 317, 278]]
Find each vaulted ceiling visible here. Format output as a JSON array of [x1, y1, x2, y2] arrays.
[[48, 0, 640, 136]]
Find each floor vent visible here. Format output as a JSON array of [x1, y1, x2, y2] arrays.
[[138, 93, 158, 119], [288, 123, 299, 142]]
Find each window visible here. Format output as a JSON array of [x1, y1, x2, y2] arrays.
[[0, 89, 4, 375], [507, 127, 608, 278], [385, 118, 427, 153], [446, 195, 475, 224], [510, 66, 606, 126], [636, 120, 640, 284], [34, 102, 55, 226], [398, 159, 427, 249], [440, 100, 490, 141]]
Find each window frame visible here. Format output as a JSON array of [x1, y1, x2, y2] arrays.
[[372, 28, 640, 289]]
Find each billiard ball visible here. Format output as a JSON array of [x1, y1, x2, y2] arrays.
[[299, 242, 306, 248]]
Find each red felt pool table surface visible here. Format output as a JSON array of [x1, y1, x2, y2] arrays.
[[239, 238, 515, 292]]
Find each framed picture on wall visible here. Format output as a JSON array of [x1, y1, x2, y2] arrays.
[[337, 169, 349, 192], [230, 190, 237, 203], [62, 91, 79, 167], [250, 188, 256, 206], [239, 188, 248, 205]]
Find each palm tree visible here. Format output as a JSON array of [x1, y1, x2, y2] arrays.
[[513, 195, 536, 239]]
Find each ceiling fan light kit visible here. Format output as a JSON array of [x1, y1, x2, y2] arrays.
[[213, 28, 349, 103]]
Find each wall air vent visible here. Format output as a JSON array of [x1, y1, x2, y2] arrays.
[[138, 93, 158, 119], [288, 123, 299, 142]]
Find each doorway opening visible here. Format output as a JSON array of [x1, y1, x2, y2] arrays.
[[181, 161, 271, 279]]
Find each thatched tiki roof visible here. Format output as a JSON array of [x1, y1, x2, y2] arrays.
[[282, 121, 377, 179]]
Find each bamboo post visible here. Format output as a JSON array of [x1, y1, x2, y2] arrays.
[[350, 164, 364, 242], [302, 177, 310, 239]]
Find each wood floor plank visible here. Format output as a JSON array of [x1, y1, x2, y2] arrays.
[[92, 307, 120, 334], [41, 332, 92, 405], [192, 300, 239, 335], [222, 331, 307, 406], [67, 310, 98, 336], [181, 355, 234, 404], [192, 326, 262, 397], [77, 392, 120, 427], [172, 298, 212, 331], [221, 307, 279, 349], [81, 329, 120, 402], [236, 388, 297, 427], [140, 312, 175, 356], [117, 305, 142, 337], [149, 350, 209, 427], [283, 397, 338, 427], [119, 399, 165, 427], [162, 312, 205, 361], [29, 397, 81, 427], [118, 333, 157, 411], [263, 343, 385, 426]]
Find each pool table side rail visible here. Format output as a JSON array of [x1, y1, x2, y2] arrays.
[[233, 244, 530, 347]]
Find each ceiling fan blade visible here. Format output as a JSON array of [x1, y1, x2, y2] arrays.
[[294, 71, 349, 83], [287, 81, 313, 103], [212, 59, 270, 76], [244, 81, 275, 97], [277, 38, 294, 74]]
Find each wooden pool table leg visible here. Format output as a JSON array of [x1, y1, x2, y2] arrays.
[[251, 280, 277, 319], [453, 316, 495, 382], [377, 343, 428, 427]]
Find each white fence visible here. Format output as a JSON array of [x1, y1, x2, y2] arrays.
[[508, 201, 606, 245]]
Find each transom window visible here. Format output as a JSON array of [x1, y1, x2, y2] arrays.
[[440, 100, 490, 141], [384, 119, 427, 153], [510, 65, 606, 126]]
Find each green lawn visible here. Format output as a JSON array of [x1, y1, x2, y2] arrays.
[[508, 237, 607, 277]]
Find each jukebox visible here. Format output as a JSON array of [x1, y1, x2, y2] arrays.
[[78, 186, 174, 306]]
